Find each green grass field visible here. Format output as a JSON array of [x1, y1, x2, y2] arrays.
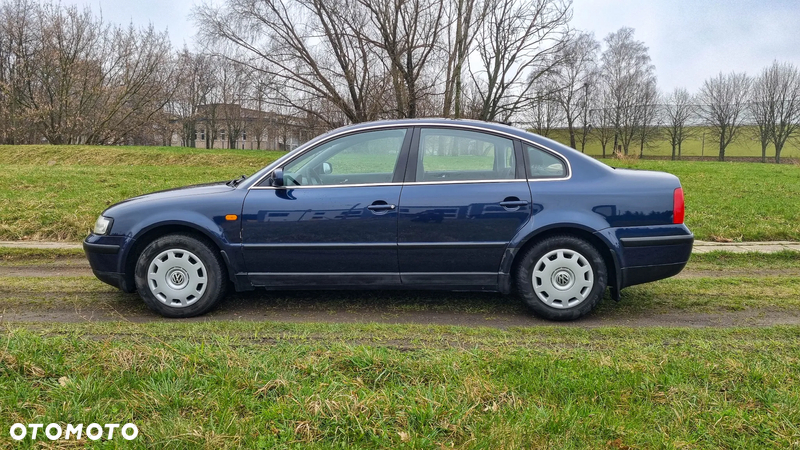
[[2, 324, 800, 448], [545, 126, 800, 159], [2, 247, 800, 447], [1, 144, 799, 241]]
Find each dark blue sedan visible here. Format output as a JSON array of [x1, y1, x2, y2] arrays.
[[84, 119, 693, 320]]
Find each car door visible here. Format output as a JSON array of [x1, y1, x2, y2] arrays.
[[397, 126, 533, 288], [241, 127, 411, 287]]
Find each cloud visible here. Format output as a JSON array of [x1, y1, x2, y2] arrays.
[[571, 0, 800, 92]]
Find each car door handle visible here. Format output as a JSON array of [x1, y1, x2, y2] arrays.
[[500, 200, 529, 208], [367, 203, 396, 211]]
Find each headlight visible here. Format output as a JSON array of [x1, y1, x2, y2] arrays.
[[93, 216, 113, 235]]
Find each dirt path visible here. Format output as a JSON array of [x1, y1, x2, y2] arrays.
[[3, 257, 799, 279], [2, 258, 800, 328], [1, 292, 798, 328]]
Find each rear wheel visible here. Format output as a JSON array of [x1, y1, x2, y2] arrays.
[[134, 233, 227, 318], [516, 235, 607, 321]]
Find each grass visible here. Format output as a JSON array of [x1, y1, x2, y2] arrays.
[[1, 252, 799, 447], [0, 247, 84, 261], [546, 125, 800, 159], [1, 144, 799, 241], [1, 325, 799, 448], [689, 250, 800, 271]]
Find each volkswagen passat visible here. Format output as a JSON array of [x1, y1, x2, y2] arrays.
[[84, 119, 693, 320]]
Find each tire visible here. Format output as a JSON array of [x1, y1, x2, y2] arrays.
[[516, 235, 607, 321], [134, 233, 227, 318]]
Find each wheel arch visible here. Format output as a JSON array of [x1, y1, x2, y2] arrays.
[[502, 225, 620, 295], [122, 223, 234, 293]]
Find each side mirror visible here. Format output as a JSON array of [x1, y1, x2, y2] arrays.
[[321, 162, 332, 175], [271, 168, 284, 187]]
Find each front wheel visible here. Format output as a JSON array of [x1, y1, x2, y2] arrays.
[[516, 235, 607, 321], [134, 233, 227, 318]]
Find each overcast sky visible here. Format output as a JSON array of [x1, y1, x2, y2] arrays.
[[64, 0, 800, 93]]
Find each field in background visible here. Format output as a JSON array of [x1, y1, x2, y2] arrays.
[[546, 126, 800, 159], [1, 144, 799, 241]]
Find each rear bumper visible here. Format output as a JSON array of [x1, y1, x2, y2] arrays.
[[618, 232, 693, 288]]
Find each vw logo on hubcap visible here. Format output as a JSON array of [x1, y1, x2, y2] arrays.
[[551, 268, 574, 290], [171, 271, 185, 285], [166, 268, 189, 289]]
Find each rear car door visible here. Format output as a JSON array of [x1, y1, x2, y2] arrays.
[[241, 127, 410, 287], [397, 126, 533, 288]]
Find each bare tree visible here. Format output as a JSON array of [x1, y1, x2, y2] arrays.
[[750, 71, 773, 163], [697, 71, 751, 162], [635, 79, 659, 156], [358, 0, 444, 118], [219, 59, 249, 149], [2, 1, 174, 145], [470, 0, 571, 122], [194, 0, 386, 126], [83, 24, 175, 145], [246, 76, 272, 150], [548, 31, 599, 148], [441, 0, 486, 118], [590, 90, 615, 157], [576, 74, 598, 152], [172, 50, 215, 147], [0, 0, 39, 144], [750, 61, 800, 164], [663, 88, 694, 160], [526, 91, 562, 137], [600, 27, 656, 155]]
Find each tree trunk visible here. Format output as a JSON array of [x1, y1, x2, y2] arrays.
[[775, 143, 783, 164], [568, 125, 576, 149], [761, 141, 768, 163], [718, 139, 725, 162], [671, 143, 676, 161], [612, 133, 618, 156]]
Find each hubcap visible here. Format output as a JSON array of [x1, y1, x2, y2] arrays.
[[147, 249, 207, 308], [532, 249, 594, 309]]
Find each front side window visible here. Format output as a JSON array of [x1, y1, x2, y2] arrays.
[[279, 128, 407, 186], [526, 145, 567, 179], [416, 128, 516, 182]]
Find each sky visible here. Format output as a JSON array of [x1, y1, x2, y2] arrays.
[[61, 0, 800, 94], [570, 0, 800, 92]]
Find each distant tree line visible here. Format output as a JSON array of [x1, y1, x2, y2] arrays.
[[1, 0, 799, 162], [0, 0, 174, 145]]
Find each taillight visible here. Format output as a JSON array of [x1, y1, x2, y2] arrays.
[[673, 187, 685, 224]]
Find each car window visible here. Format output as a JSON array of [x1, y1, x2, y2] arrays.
[[526, 145, 566, 179], [416, 128, 516, 182], [281, 129, 406, 186]]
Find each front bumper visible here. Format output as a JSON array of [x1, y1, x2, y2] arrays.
[[83, 235, 135, 292]]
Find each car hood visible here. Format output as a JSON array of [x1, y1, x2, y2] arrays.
[[104, 182, 234, 213]]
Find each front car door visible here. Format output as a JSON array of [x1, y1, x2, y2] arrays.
[[397, 126, 533, 288], [241, 127, 411, 287]]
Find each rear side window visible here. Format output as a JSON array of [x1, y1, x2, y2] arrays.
[[416, 128, 516, 182], [526, 145, 567, 179]]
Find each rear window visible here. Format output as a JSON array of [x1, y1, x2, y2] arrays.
[[526, 145, 566, 179], [417, 128, 516, 182]]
